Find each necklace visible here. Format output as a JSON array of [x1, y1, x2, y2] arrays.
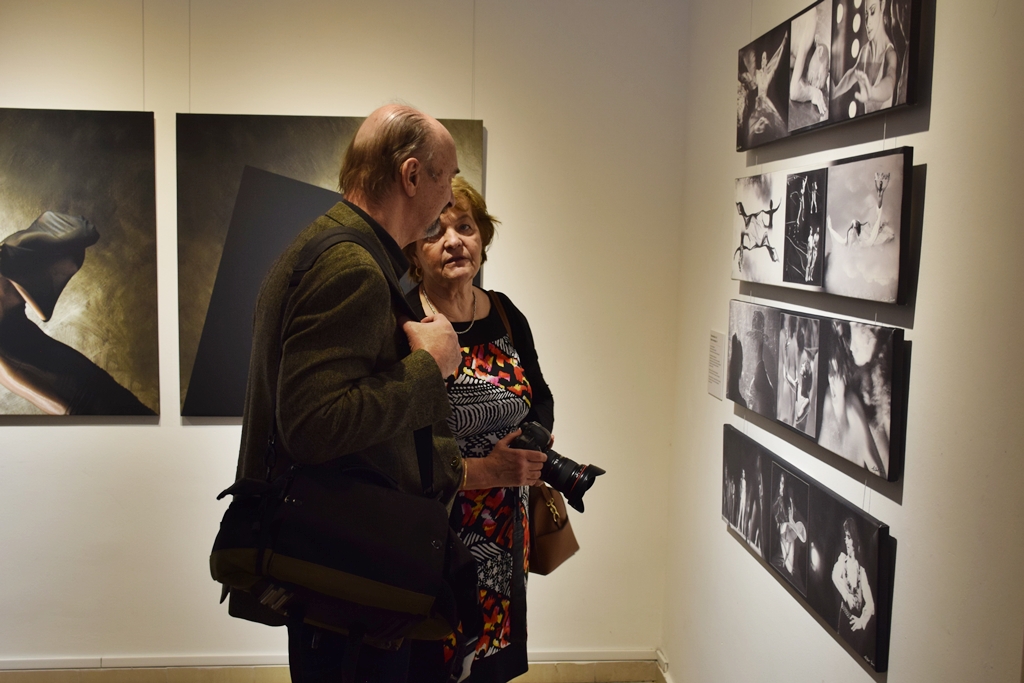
[[423, 287, 477, 334]]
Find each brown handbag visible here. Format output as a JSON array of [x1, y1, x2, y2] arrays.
[[528, 484, 579, 575]]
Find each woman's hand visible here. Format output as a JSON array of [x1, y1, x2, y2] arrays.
[[463, 429, 547, 489]]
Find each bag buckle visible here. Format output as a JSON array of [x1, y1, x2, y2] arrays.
[[546, 498, 560, 525]]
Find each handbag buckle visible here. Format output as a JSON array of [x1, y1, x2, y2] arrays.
[[546, 498, 560, 525]]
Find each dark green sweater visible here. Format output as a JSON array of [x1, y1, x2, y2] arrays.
[[236, 201, 463, 506]]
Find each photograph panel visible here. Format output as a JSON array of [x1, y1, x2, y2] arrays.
[[737, 24, 791, 150], [727, 300, 782, 420], [788, 0, 833, 132], [733, 172, 786, 285], [829, 0, 910, 122], [768, 460, 810, 596], [824, 150, 905, 302], [723, 427, 768, 557], [722, 425, 894, 672], [0, 108, 158, 415], [783, 168, 828, 287], [777, 313, 821, 438], [806, 486, 884, 668], [817, 318, 896, 478]]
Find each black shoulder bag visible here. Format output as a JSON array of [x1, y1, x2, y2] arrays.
[[210, 226, 478, 645]]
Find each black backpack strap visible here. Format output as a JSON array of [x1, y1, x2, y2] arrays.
[[273, 225, 435, 496]]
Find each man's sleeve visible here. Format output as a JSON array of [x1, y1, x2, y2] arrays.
[[276, 245, 450, 464]]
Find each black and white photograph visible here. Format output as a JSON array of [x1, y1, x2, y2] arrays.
[[733, 172, 786, 285], [817, 318, 897, 479], [722, 426, 895, 672], [805, 486, 884, 669], [737, 24, 791, 150], [776, 312, 820, 438], [727, 300, 782, 420], [829, 0, 914, 122], [176, 113, 484, 415], [0, 108, 158, 416], [824, 148, 908, 302], [788, 0, 833, 132], [769, 460, 810, 595], [783, 168, 827, 286], [722, 433, 767, 556]]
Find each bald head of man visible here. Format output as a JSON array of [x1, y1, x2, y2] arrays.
[[339, 104, 460, 248]]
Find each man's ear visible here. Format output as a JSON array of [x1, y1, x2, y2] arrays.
[[399, 157, 420, 198]]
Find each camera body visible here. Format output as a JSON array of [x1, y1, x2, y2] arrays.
[[511, 421, 605, 513]]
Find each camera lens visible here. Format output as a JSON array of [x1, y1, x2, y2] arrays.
[[512, 421, 605, 513]]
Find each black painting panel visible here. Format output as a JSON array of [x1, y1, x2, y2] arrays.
[[783, 168, 827, 286], [737, 24, 791, 150], [727, 299, 906, 481], [727, 300, 781, 419], [176, 113, 484, 413], [722, 425, 895, 672], [182, 167, 341, 417]]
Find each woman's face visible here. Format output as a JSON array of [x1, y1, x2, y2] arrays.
[[845, 530, 855, 555], [412, 200, 484, 288], [865, 0, 882, 43]]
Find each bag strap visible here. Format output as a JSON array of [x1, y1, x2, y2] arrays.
[[268, 225, 435, 496], [488, 290, 514, 346]]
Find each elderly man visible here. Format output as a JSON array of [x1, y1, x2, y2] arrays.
[[234, 104, 465, 682]]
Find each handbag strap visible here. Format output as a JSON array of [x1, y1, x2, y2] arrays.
[[268, 225, 434, 496], [488, 290, 514, 346]]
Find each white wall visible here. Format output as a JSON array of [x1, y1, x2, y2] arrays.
[[666, 0, 1024, 682], [0, 0, 686, 668]]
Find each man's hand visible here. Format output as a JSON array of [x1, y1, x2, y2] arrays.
[[403, 314, 462, 378]]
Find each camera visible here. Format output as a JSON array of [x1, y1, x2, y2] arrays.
[[511, 421, 605, 513]]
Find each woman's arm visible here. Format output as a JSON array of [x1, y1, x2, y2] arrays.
[[853, 46, 897, 106], [497, 291, 554, 431]]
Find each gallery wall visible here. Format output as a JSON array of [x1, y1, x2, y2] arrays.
[[0, 0, 686, 668], [666, 0, 1024, 682]]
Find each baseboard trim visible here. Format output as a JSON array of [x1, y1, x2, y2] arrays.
[[0, 650, 656, 671], [526, 648, 658, 662]]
